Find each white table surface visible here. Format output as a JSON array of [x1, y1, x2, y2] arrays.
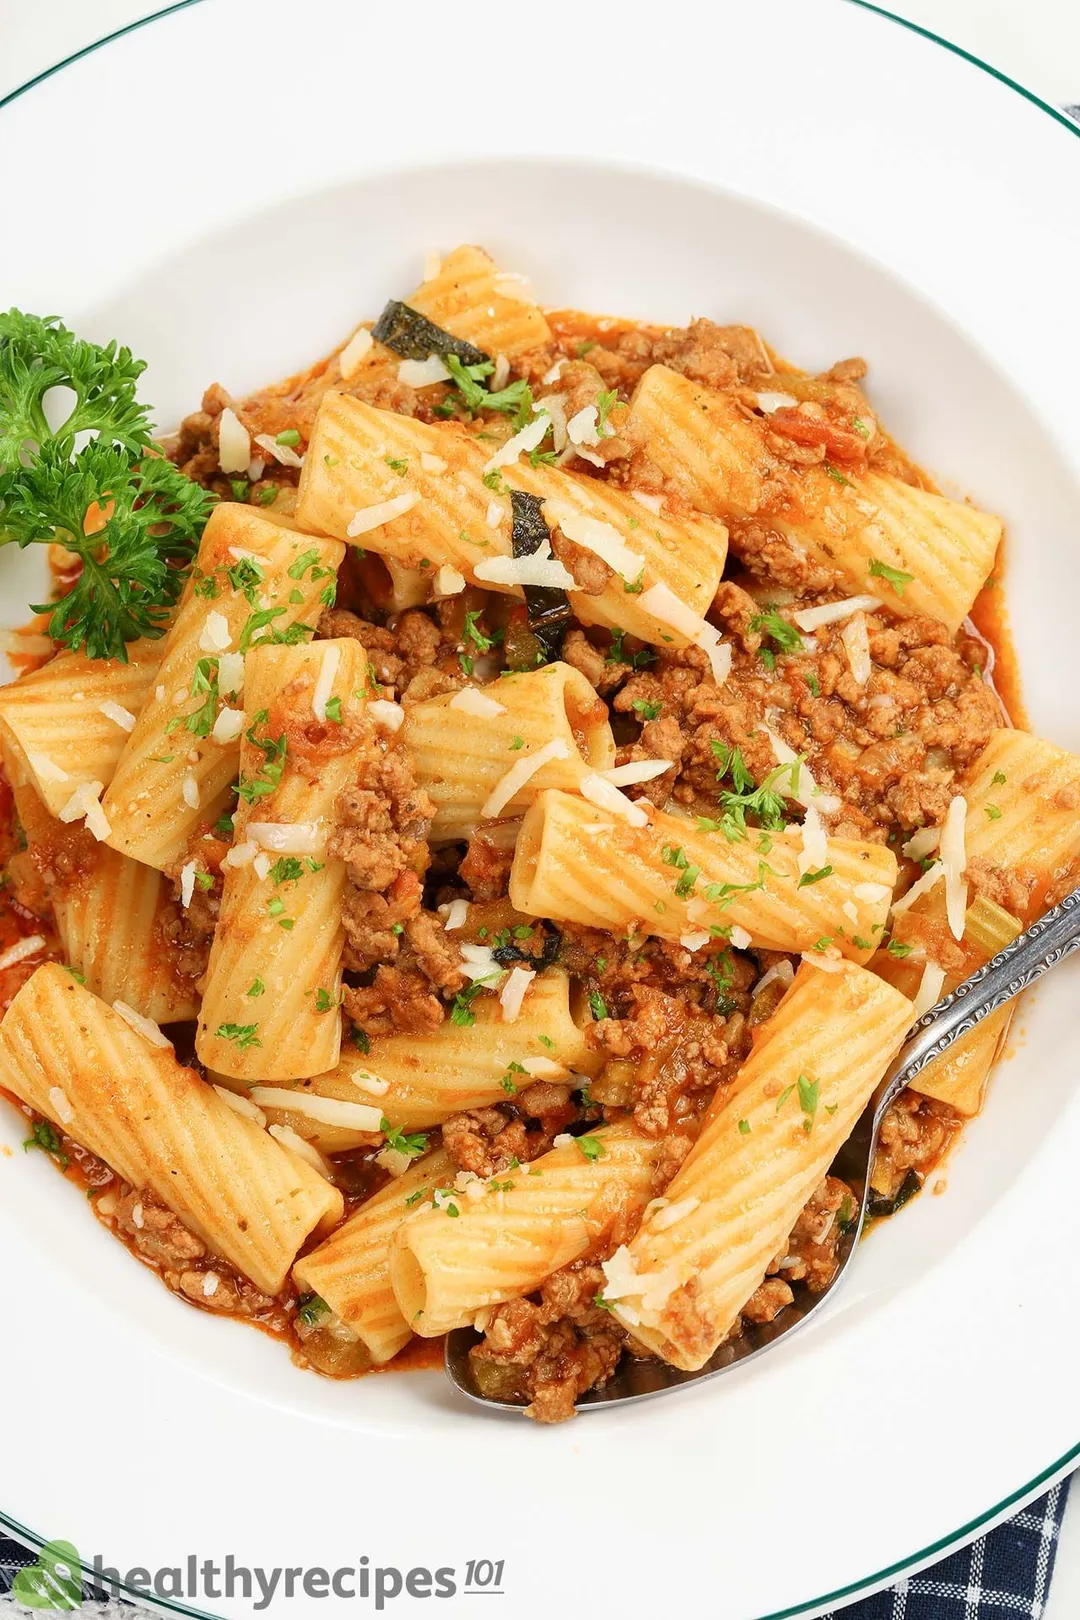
[[0, 2, 1077, 1614]]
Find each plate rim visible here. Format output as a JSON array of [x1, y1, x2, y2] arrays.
[[0, 5, 1078, 1618]]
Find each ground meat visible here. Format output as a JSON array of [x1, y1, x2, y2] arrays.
[[341, 871, 422, 972], [549, 360, 640, 464], [560, 628, 624, 696], [459, 831, 515, 900], [404, 909, 466, 993], [114, 1189, 205, 1270], [550, 530, 612, 595], [966, 856, 1035, 921], [331, 748, 433, 892], [652, 319, 772, 389], [318, 609, 405, 688], [873, 1091, 956, 1200], [470, 1260, 625, 1422], [742, 1277, 794, 1323], [769, 1175, 852, 1293], [177, 1268, 274, 1317], [343, 965, 444, 1038], [442, 1086, 577, 1177]]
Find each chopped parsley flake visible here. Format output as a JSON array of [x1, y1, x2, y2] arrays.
[[380, 1119, 428, 1158], [588, 990, 609, 1021], [798, 865, 833, 887], [246, 977, 265, 998], [216, 1022, 261, 1050], [868, 558, 915, 595], [576, 1135, 605, 1162]]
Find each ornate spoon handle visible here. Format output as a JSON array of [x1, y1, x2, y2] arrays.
[[879, 882, 1080, 1112]]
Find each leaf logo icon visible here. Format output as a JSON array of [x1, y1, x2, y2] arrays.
[[11, 1540, 82, 1610]]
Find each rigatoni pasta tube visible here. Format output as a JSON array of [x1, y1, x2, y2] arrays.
[[4, 764, 199, 1024], [230, 969, 598, 1147], [893, 729, 1080, 1114], [395, 244, 551, 360], [511, 790, 896, 962], [102, 505, 344, 872], [293, 1150, 455, 1364], [389, 1122, 663, 1336], [0, 638, 165, 816], [0, 965, 342, 1293], [295, 395, 728, 647], [196, 639, 369, 1081], [630, 365, 1001, 633], [609, 963, 914, 1369], [405, 662, 615, 841]]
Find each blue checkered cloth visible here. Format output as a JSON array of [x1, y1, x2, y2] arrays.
[[0, 1477, 1072, 1616]]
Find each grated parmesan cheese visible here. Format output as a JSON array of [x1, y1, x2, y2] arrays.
[[113, 1001, 171, 1048], [449, 688, 506, 720], [29, 751, 68, 784], [752, 959, 795, 999], [854, 881, 891, 904], [567, 404, 602, 447], [214, 1085, 267, 1126], [339, 327, 374, 378], [0, 935, 45, 971], [793, 595, 881, 632], [310, 645, 340, 724], [484, 412, 551, 473], [842, 900, 860, 925], [840, 612, 872, 685], [753, 390, 799, 412], [254, 432, 303, 469], [351, 1069, 390, 1096], [223, 839, 258, 869], [490, 354, 511, 391], [473, 544, 575, 592], [253, 852, 272, 880], [602, 759, 673, 787], [801, 949, 844, 972], [480, 738, 569, 818], [499, 966, 536, 1022], [218, 408, 251, 474], [203, 1273, 220, 1298], [940, 793, 968, 942], [48, 1085, 74, 1125], [903, 826, 940, 861], [58, 780, 110, 840], [890, 862, 944, 916], [579, 772, 649, 827], [218, 651, 244, 695], [638, 582, 731, 684], [397, 356, 451, 388], [199, 610, 232, 653], [542, 359, 565, 385], [211, 707, 245, 745], [912, 961, 947, 1018], [434, 564, 466, 596], [181, 771, 200, 811], [631, 490, 663, 514], [346, 490, 418, 537], [764, 727, 841, 815], [797, 802, 829, 875], [248, 1088, 383, 1132], [650, 1196, 700, 1231], [458, 943, 505, 983], [443, 898, 470, 932], [368, 698, 405, 732], [541, 500, 644, 584], [246, 820, 323, 854], [98, 701, 136, 732], [269, 1123, 334, 1179], [520, 1056, 568, 1079], [485, 500, 504, 530], [679, 931, 711, 952], [729, 925, 752, 950], [179, 861, 197, 907]]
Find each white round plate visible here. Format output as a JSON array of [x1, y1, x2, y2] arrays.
[[1, 4, 1079, 1616]]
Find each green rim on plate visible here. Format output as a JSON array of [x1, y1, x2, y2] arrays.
[[0, 3, 1076, 1615]]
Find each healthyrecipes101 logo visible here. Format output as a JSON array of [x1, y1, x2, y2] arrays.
[[8, 1540, 508, 1610]]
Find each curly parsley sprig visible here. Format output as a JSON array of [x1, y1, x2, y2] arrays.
[[0, 311, 215, 660]]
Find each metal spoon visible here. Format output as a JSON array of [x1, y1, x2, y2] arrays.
[[445, 882, 1080, 1414]]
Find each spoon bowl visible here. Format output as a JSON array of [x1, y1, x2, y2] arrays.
[[445, 883, 1080, 1414]]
